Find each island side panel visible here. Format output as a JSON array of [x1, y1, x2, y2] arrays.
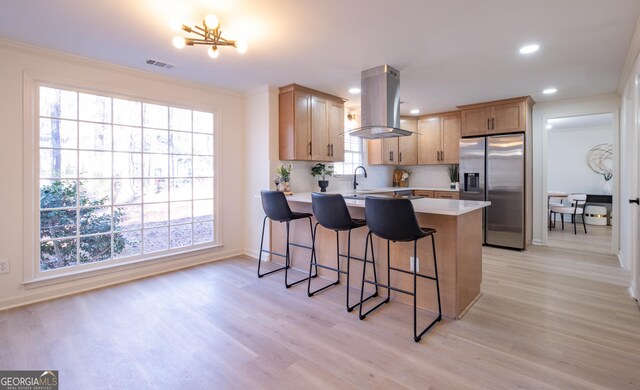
[[456, 209, 483, 316]]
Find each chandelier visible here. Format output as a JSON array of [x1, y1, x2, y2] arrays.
[[172, 15, 247, 59]]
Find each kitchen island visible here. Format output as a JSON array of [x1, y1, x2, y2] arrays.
[[269, 192, 490, 319]]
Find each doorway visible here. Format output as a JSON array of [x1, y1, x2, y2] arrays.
[[545, 113, 614, 254]]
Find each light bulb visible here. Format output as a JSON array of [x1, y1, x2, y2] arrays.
[[208, 46, 220, 59], [235, 39, 248, 54], [172, 36, 186, 49], [169, 19, 182, 32], [204, 14, 219, 29]]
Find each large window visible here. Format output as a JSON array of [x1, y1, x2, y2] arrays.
[[333, 114, 363, 175], [38, 86, 215, 272]]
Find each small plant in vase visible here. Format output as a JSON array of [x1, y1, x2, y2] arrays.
[[275, 163, 292, 192], [447, 164, 459, 190], [310, 163, 334, 192]]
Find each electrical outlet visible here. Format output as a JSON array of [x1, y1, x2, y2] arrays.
[[0, 258, 9, 274], [410, 256, 419, 273]]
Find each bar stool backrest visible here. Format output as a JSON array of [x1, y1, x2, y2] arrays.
[[261, 190, 295, 222], [365, 197, 425, 242], [312, 193, 356, 231]]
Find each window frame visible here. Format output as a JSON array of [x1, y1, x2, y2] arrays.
[[333, 115, 364, 176], [23, 73, 223, 284]]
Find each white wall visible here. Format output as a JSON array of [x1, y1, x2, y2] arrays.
[[547, 125, 613, 195], [0, 39, 246, 310], [532, 94, 620, 253]]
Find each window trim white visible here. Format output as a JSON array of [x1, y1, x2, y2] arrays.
[[22, 72, 223, 284]]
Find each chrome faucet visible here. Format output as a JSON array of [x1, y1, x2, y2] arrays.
[[353, 166, 368, 190]]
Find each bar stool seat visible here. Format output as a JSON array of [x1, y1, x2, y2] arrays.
[[359, 196, 442, 342], [308, 193, 378, 312], [257, 190, 317, 288]]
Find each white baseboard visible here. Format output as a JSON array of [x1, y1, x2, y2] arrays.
[[0, 248, 245, 312], [532, 239, 543, 246], [244, 249, 260, 260], [618, 251, 626, 269]]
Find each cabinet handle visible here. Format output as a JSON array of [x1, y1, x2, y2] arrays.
[[308, 142, 312, 156], [331, 144, 334, 157], [390, 151, 394, 161], [492, 117, 495, 130], [441, 150, 444, 161], [327, 144, 331, 157], [487, 118, 490, 130]]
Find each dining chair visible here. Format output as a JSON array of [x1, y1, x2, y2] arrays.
[[549, 194, 587, 234]]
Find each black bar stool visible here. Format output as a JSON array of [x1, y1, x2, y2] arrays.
[[358, 196, 442, 342], [308, 193, 379, 311], [257, 190, 317, 288]]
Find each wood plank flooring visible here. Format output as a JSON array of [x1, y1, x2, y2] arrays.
[[548, 220, 613, 254], [1, 244, 639, 389]]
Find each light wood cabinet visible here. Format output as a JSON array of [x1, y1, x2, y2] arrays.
[[459, 96, 533, 137], [279, 84, 346, 161], [434, 191, 459, 200], [413, 190, 434, 198], [418, 111, 461, 165], [368, 117, 417, 165], [398, 118, 418, 165]]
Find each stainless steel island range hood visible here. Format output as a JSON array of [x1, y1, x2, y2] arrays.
[[348, 65, 414, 139]]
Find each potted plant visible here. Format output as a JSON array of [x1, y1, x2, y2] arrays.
[[447, 164, 459, 190], [310, 163, 334, 192], [275, 163, 292, 192]]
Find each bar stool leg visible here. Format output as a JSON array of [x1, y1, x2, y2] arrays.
[[346, 229, 378, 312], [307, 225, 340, 297], [257, 216, 286, 278], [284, 218, 317, 289], [359, 232, 387, 320], [414, 234, 442, 342]]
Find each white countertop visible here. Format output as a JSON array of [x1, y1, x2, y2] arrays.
[[352, 186, 459, 193], [286, 192, 490, 216]]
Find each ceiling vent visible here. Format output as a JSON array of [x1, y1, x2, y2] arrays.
[[145, 59, 175, 69]]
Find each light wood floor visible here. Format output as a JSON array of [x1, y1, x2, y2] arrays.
[[1, 245, 639, 389], [548, 220, 613, 254]]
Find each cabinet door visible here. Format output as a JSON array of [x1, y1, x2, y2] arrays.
[[328, 100, 344, 161], [398, 118, 418, 165], [418, 117, 441, 164], [461, 107, 489, 137], [367, 139, 384, 165], [441, 114, 461, 164], [413, 190, 434, 198], [434, 191, 459, 199], [311, 96, 330, 161], [383, 138, 399, 164], [294, 91, 312, 160], [491, 102, 524, 134]]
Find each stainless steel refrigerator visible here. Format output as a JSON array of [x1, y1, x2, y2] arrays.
[[459, 134, 525, 250]]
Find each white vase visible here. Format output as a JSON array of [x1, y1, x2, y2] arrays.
[[602, 180, 612, 195]]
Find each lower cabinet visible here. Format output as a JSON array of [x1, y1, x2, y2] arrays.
[[413, 190, 459, 199]]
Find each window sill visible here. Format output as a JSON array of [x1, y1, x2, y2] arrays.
[[23, 243, 224, 290]]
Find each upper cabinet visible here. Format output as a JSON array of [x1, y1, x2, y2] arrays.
[[418, 111, 461, 165], [458, 96, 534, 138], [368, 117, 418, 165], [279, 84, 346, 161]]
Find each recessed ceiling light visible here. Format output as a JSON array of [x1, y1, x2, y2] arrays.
[[543, 88, 557, 94], [519, 44, 540, 54], [349, 87, 361, 94], [546, 124, 552, 129], [410, 109, 420, 114]]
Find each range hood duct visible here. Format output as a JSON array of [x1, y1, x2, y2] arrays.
[[348, 65, 414, 139]]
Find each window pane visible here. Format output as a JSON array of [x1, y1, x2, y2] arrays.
[[79, 122, 111, 150], [40, 118, 77, 149], [193, 221, 214, 244], [193, 178, 213, 199], [79, 93, 111, 123], [144, 227, 169, 253], [114, 152, 142, 178], [114, 205, 141, 231], [193, 134, 213, 156], [144, 203, 168, 228], [169, 131, 192, 155], [79, 234, 111, 263], [143, 154, 168, 177], [170, 201, 192, 224], [40, 238, 77, 270], [193, 111, 213, 134], [114, 179, 142, 205], [40, 180, 77, 209], [170, 178, 192, 201], [193, 199, 213, 222], [79, 179, 111, 206], [170, 155, 192, 178], [40, 149, 77, 178], [113, 98, 141, 126], [193, 156, 214, 177], [170, 107, 191, 131], [80, 207, 111, 235], [143, 129, 168, 153], [40, 209, 77, 239], [114, 230, 142, 258], [143, 178, 168, 203], [113, 126, 142, 152], [143, 103, 168, 129], [170, 224, 192, 249], [40, 87, 77, 120], [79, 151, 112, 178]]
